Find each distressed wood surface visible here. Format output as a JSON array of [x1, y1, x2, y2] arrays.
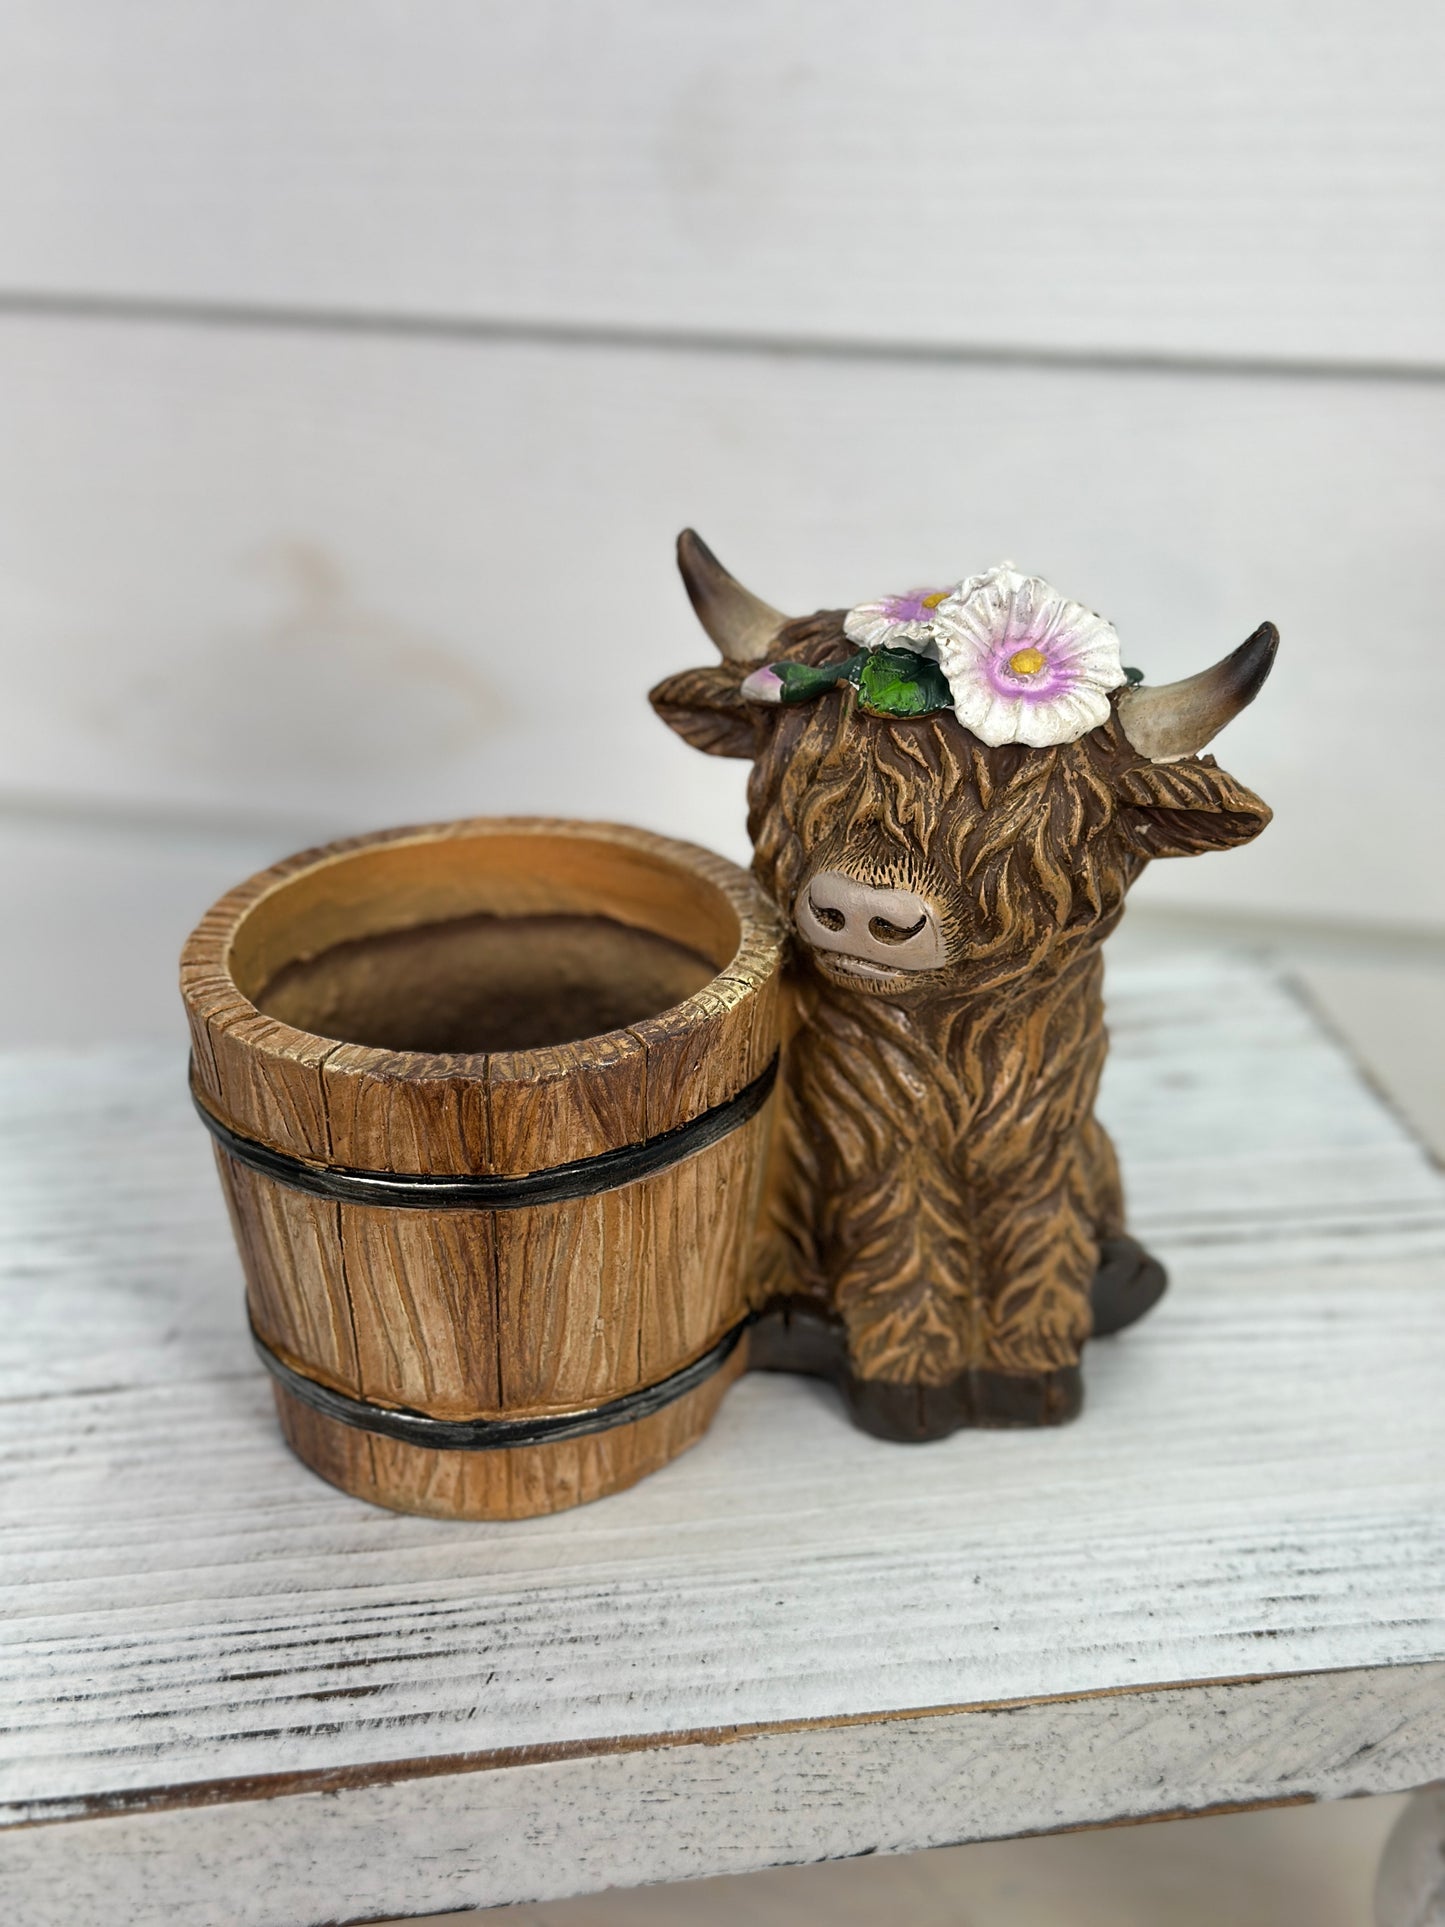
[[2, 2, 1442, 369], [2, 316, 1443, 933], [3, 956, 1445, 1923], [5, 1665, 1444, 1927]]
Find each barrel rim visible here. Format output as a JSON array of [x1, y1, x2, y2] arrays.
[[180, 815, 785, 1097]]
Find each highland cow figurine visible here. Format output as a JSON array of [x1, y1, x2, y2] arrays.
[[652, 531, 1276, 1441]]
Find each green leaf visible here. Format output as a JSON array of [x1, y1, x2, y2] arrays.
[[771, 652, 867, 703], [851, 646, 954, 718]]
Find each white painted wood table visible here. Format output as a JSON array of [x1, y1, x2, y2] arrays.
[[3, 957, 1444, 1927]]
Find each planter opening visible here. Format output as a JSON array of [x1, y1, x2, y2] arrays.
[[256, 912, 716, 1053]]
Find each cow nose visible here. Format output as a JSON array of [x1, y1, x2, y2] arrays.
[[796, 872, 948, 972]]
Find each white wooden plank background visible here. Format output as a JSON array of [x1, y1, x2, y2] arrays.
[[1, 2, 1441, 940], [2, 314, 1442, 926], [3, 957, 1444, 1924], [1, 1, 1441, 368]]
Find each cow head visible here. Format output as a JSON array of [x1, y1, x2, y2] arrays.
[[652, 532, 1275, 1002]]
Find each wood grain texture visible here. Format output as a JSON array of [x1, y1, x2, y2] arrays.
[[179, 817, 783, 1515], [1, 2, 1441, 368], [3, 953, 1444, 1923], [216, 1161, 361, 1395], [275, 1341, 749, 1526], [1, 315, 1441, 932]]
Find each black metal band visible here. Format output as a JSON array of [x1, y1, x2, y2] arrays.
[[192, 1053, 777, 1211], [253, 1315, 751, 1450]]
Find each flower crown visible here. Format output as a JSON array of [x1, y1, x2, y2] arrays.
[[742, 564, 1141, 748]]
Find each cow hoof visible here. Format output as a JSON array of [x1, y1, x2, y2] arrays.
[[750, 1305, 1087, 1439], [846, 1366, 1083, 1441], [1091, 1234, 1167, 1337]]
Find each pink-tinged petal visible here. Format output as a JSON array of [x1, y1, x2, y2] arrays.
[[740, 664, 786, 703], [1011, 685, 1114, 748], [844, 585, 959, 652], [880, 589, 950, 623]]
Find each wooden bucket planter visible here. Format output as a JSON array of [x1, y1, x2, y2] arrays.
[[181, 818, 785, 1520]]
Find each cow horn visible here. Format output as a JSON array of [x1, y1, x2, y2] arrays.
[[677, 529, 789, 662], [1117, 622, 1278, 762]]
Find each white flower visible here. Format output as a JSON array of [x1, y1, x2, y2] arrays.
[[932, 565, 1126, 748], [843, 586, 958, 653]]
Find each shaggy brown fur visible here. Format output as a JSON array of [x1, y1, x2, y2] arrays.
[[653, 609, 1270, 1418]]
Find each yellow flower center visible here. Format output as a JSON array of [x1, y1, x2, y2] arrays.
[[921, 591, 949, 609], [1008, 646, 1047, 677]]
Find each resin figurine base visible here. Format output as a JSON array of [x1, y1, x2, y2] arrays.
[[751, 1234, 1168, 1441]]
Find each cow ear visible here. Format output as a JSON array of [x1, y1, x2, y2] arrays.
[[649, 666, 769, 760], [1114, 754, 1272, 859]]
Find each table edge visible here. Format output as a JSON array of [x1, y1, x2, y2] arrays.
[[10, 1655, 1444, 1832]]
